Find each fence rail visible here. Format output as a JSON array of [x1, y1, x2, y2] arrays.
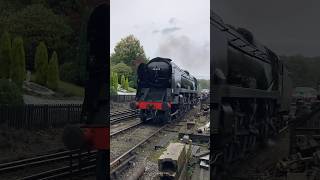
[[111, 95, 135, 102], [0, 95, 135, 129], [0, 104, 82, 129]]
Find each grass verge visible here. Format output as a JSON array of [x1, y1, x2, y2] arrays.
[[30, 74, 84, 97]]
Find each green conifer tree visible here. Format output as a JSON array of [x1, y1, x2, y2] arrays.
[[110, 72, 118, 95], [11, 37, 25, 88], [0, 31, 12, 78], [121, 75, 125, 89], [113, 72, 118, 90], [125, 77, 129, 90], [47, 51, 59, 90], [34, 42, 48, 85], [110, 71, 114, 87]]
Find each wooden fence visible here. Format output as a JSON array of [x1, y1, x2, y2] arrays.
[[111, 95, 135, 102], [0, 104, 82, 129], [0, 95, 135, 129]]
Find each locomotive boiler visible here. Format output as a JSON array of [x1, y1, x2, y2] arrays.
[[211, 11, 292, 176], [136, 57, 198, 123]]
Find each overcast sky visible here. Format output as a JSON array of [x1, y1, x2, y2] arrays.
[[111, 0, 210, 79], [212, 0, 320, 57]]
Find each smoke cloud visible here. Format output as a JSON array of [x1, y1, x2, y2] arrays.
[[161, 27, 181, 34], [156, 35, 209, 79]]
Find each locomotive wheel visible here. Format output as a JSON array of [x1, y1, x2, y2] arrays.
[[151, 111, 159, 123], [259, 123, 269, 147], [165, 110, 171, 122], [258, 102, 275, 146], [233, 101, 247, 157], [156, 111, 171, 123], [178, 104, 183, 116], [223, 99, 260, 162], [246, 101, 258, 152], [141, 116, 147, 122], [140, 110, 147, 122], [225, 141, 241, 162]]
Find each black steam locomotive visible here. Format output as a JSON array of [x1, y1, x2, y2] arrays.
[[136, 57, 198, 123], [211, 12, 292, 174]]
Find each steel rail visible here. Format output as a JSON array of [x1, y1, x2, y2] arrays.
[[110, 124, 168, 177], [19, 152, 97, 180], [110, 121, 143, 137]]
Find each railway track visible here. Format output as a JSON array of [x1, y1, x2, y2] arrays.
[[110, 124, 167, 179], [111, 121, 143, 137], [110, 109, 137, 124], [0, 108, 137, 179], [0, 149, 97, 179], [109, 108, 191, 179], [110, 109, 135, 116]]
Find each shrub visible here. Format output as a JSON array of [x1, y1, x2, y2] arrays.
[[0, 79, 23, 105], [110, 86, 117, 96], [59, 62, 79, 84], [111, 62, 132, 79], [129, 80, 135, 88]]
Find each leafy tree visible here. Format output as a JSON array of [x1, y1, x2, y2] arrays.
[[0, 1, 25, 20], [120, 75, 125, 89], [111, 35, 148, 67], [47, 51, 59, 90], [29, 0, 47, 5], [0, 79, 23, 105], [198, 79, 210, 90], [76, 13, 89, 86], [34, 42, 48, 85], [11, 37, 25, 88], [3, 4, 72, 69], [131, 57, 148, 85], [112, 62, 132, 79], [0, 31, 11, 78], [282, 55, 316, 87]]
